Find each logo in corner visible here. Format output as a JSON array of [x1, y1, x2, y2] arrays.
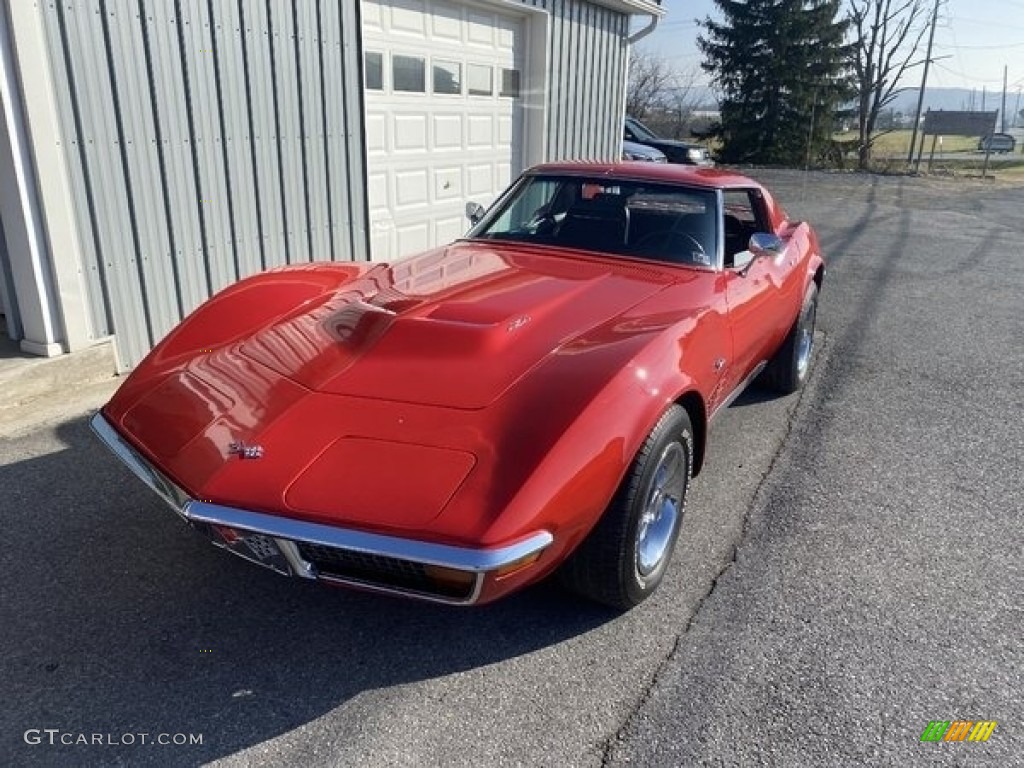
[[227, 441, 264, 460], [920, 720, 997, 742]]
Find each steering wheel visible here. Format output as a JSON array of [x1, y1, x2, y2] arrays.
[[633, 230, 706, 264]]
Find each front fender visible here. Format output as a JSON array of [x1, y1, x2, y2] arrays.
[[108, 263, 375, 415], [153, 263, 374, 364], [461, 310, 718, 556]]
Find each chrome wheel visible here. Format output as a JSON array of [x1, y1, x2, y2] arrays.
[[560, 405, 692, 609], [796, 300, 816, 378], [635, 442, 686, 578]]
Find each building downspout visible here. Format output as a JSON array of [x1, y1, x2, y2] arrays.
[[627, 12, 660, 44]]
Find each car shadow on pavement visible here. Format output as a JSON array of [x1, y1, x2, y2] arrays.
[[1, 414, 617, 765]]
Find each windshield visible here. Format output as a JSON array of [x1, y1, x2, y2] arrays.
[[467, 175, 719, 268]]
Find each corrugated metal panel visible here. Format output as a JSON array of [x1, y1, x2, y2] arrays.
[[214, 1, 263, 278], [38, 0, 622, 369], [39, 2, 112, 341], [334, 1, 369, 261], [536, 0, 628, 162], [39, 0, 368, 370], [57, 0, 152, 368]]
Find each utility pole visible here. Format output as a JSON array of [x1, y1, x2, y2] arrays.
[[908, 0, 941, 167], [1000, 65, 1008, 133]]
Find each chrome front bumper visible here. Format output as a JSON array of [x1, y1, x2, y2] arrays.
[[90, 412, 553, 604]]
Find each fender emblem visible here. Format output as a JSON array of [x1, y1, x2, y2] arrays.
[[228, 441, 264, 460], [714, 357, 726, 372], [507, 315, 531, 332]]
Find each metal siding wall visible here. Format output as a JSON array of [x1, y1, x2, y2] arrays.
[[59, 1, 152, 368], [40, 3, 111, 341], [39, 0, 367, 370], [521, 0, 626, 162]]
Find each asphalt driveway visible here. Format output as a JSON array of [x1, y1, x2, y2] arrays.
[[1, 170, 1020, 766]]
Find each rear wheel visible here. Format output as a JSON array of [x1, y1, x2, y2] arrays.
[[560, 406, 693, 610], [761, 283, 818, 394]]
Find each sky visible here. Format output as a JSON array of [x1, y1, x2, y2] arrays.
[[641, 0, 1024, 94]]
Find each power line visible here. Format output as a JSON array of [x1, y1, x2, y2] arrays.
[[943, 17, 1024, 31], [932, 60, 1009, 86], [933, 41, 1024, 51]]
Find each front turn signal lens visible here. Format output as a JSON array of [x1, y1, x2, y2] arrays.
[[494, 551, 542, 580]]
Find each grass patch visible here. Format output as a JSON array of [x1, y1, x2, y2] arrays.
[[833, 130, 983, 155], [831, 130, 1024, 181]]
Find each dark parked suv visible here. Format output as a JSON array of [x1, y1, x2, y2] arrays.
[[624, 116, 713, 166]]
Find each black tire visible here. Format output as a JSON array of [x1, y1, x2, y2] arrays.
[[761, 283, 818, 394], [560, 406, 693, 610]]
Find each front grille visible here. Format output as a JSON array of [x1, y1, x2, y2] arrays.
[[296, 542, 475, 600]]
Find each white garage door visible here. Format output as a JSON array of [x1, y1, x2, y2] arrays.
[[362, 0, 526, 260]]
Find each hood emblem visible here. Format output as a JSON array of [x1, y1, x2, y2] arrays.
[[228, 441, 264, 460]]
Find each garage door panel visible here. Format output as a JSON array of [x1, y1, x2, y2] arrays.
[[467, 115, 493, 148], [397, 222, 430, 255], [498, 115, 512, 144], [467, 164, 493, 197], [433, 114, 463, 149], [394, 170, 429, 208], [367, 172, 389, 211], [366, 113, 388, 153], [431, 1, 461, 39], [390, 0, 427, 34], [497, 20, 518, 50], [363, 2, 383, 28], [434, 167, 462, 201], [467, 11, 495, 45], [371, 223, 394, 261], [435, 216, 465, 245], [393, 114, 428, 151], [363, 0, 525, 260]]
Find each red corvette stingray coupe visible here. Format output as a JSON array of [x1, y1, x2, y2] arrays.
[[92, 163, 824, 609]]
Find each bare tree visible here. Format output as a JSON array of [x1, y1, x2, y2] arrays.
[[626, 50, 675, 119], [627, 50, 703, 140], [658, 68, 703, 139], [847, 0, 930, 169]]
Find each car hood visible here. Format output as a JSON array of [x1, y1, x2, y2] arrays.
[[237, 242, 674, 409], [102, 243, 680, 533]]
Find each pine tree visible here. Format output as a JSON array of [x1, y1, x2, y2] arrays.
[[699, 0, 851, 165]]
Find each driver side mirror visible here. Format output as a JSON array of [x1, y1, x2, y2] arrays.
[[735, 233, 784, 277], [465, 202, 486, 226], [748, 232, 783, 259]]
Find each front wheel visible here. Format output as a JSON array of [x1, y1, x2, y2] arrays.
[[761, 283, 818, 394], [560, 406, 693, 610]]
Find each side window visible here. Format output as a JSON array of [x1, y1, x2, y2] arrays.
[[722, 190, 770, 265]]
